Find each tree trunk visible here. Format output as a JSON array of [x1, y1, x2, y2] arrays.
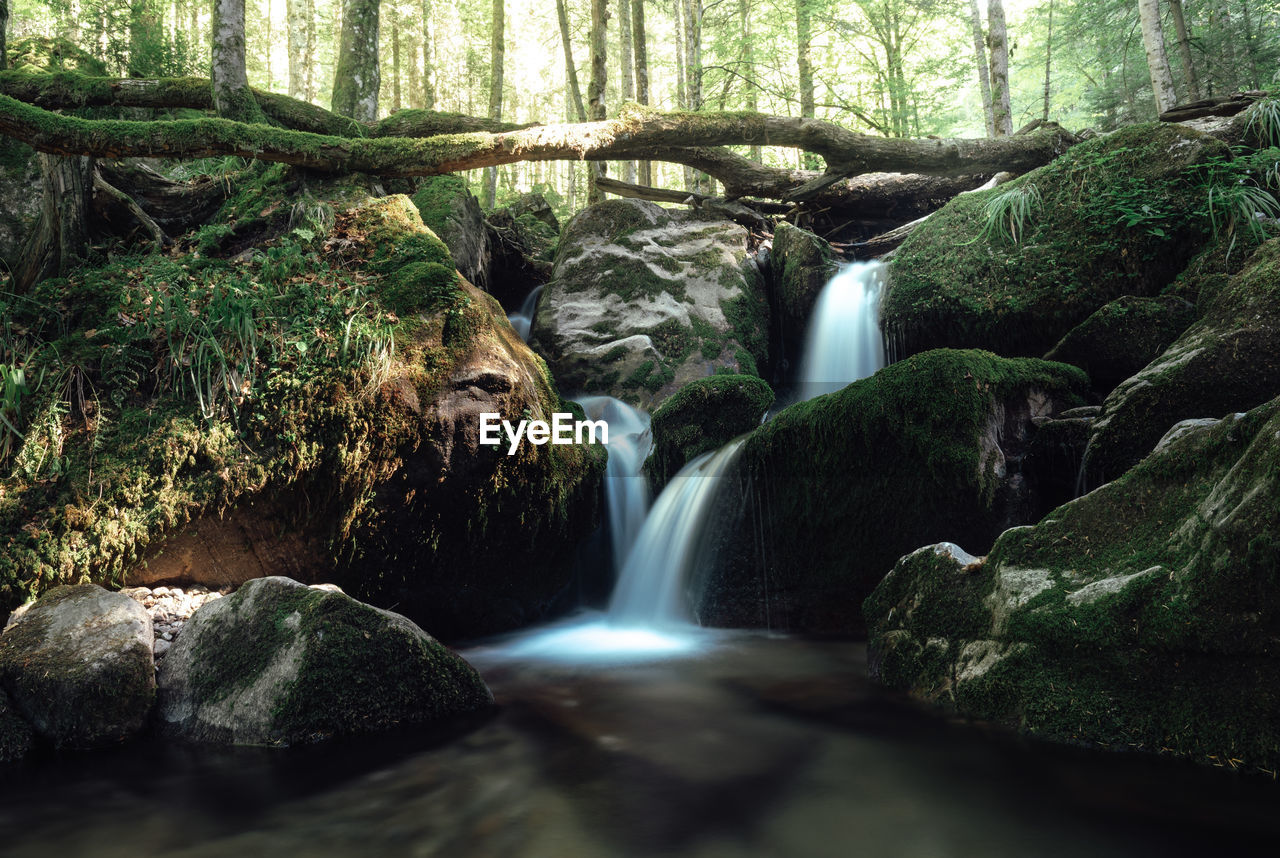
[[482, 0, 504, 209], [15, 154, 94, 293], [392, 8, 403, 112], [287, 0, 307, 99], [796, 0, 821, 168], [0, 0, 7, 71], [1042, 0, 1053, 121], [968, 0, 994, 136], [618, 0, 636, 184], [986, 0, 1013, 136], [128, 0, 163, 78], [739, 0, 761, 163], [211, 0, 265, 121], [1138, 0, 1178, 114], [421, 0, 435, 109], [556, 0, 587, 122], [587, 0, 609, 205], [332, 0, 380, 122], [632, 0, 651, 184], [1167, 0, 1200, 100]]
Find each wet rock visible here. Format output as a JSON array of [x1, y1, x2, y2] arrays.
[[156, 577, 493, 746], [0, 584, 154, 749], [770, 222, 838, 343]]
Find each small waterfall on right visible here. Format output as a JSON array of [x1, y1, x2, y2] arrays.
[[796, 261, 887, 401]]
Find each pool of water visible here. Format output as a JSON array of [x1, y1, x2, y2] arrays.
[[1, 619, 1276, 857]]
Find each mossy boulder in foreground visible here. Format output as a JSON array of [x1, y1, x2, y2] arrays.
[[695, 349, 1088, 634], [644, 374, 774, 493], [885, 124, 1225, 359], [531, 199, 770, 410], [156, 577, 493, 746], [866, 395, 1280, 772], [0, 584, 154, 750], [1083, 236, 1280, 483]]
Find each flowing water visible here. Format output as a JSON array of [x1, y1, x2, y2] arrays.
[[575, 395, 652, 572], [796, 261, 887, 401], [508, 285, 545, 342]]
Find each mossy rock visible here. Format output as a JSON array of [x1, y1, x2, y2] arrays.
[[1044, 294, 1196, 393], [0, 687, 34, 763], [866, 395, 1280, 773], [156, 577, 493, 746], [694, 349, 1088, 634], [410, 174, 492, 291], [1084, 236, 1280, 483], [6, 36, 109, 74], [885, 124, 1226, 359], [771, 222, 837, 340], [531, 199, 770, 410], [0, 584, 154, 749], [0, 189, 604, 642], [644, 375, 774, 493]]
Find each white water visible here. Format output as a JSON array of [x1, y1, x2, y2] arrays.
[[507, 285, 544, 342], [575, 395, 652, 570], [797, 260, 887, 400]]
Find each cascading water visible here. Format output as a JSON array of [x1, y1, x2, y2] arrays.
[[507, 285, 544, 342], [796, 260, 887, 401], [575, 395, 651, 570]]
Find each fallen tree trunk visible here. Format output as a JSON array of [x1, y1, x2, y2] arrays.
[[860, 171, 1015, 257], [1158, 91, 1265, 123]]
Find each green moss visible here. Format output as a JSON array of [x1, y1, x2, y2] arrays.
[[410, 174, 469, 237], [1044, 294, 1196, 392], [644, 374, 774, 492]]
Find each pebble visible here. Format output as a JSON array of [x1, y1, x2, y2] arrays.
[[122, 585, 225, 648]]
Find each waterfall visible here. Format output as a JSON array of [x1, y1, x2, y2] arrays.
[[575, 395, 651, 571], [797, 261, 887, 401], [607, 439, 745, 628], [507, 285, 544, 342]]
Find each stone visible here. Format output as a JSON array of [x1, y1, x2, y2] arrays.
[[770, 222, 838, 343], [156, 577, 493, 746], [0, 584, 155, 749]]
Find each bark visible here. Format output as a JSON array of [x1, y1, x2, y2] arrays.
[[1138, 0, 1178, 114], [968, 0, 995, 137], [861, 171, 1014, 256], [556, 0, 587, 122], [739, 0, 761, 163], [483, 0, 505, 209], [93, 170, 167, 249], [287, 0, 307, 99], [632, 0, 651, 184], [986, 0, 1013, 136], [587, 0, 608, 204], [15, 154, 94, 293], [1042, 0, 1053, 122], [1167, 0, 1200, 100], [0, 94, 1078, 190], [0, 0, 6, 71], [392, 10, 403, 112], [211, 0, 265, 122], [422, 0, 435, 109], [796, 0, 820, 167], [618, 0, 636, 184], [332, 0, 380, 122], [1158, 92, 1262, 123]]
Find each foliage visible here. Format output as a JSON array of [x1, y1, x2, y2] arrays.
[[976, 183, 1042, 244]]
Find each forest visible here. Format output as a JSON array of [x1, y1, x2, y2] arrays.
[[1, 0, 1279, 855]]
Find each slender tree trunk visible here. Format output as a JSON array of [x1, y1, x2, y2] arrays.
[[619, 0, 636, 184], [287, 0, 306, 98], [0, 0, 8, 71], [1042, 0, 1053, 121], [15, 155, 94, 293], [968, 0, 995, 136], [1237, 0, 1261, 90], [482, 0, 504, 208], [1167, 0, 1200, 100], [303, 0, 316, 101], [588, 0, 609, 204], [632, 0, 651, 184], [332, 0, 380, 122], [986, 0, 1013, 136], [1138, 0, 1177, 114], [796, 0, 820, 167], [556, 0, 587, 122], [739, 0, 760, 163], [421, 0, 435, 109], [211, 0, 265, 121]]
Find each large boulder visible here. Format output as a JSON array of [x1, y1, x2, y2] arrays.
[[644, 374, 774, 493], [530, 199, 770, 410], [156, 577, 492, 746], [770, 222, 837, 343], [0, 193, 605, 641], [0, 584, 154, 749], [411, 174, 493, 293], [884, 124, 1227, 359], [0, 689, 34, 762], [694, 350, 1088, 634], [1084, 236, 1280, 483], [866, 396, 1280, 772]]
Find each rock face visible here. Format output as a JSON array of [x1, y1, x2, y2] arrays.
[[0, 689, 34, 762], [0, 584, 154, 749], [866, 396, 1280, 772], [885, 124, 1226, 360], [770, 223, 837, 344], [1084, 236, 1280, 483], [411, 174, 493, 292], [1044, 294, 1196, 394], [695, 350, 1088, 634], [156, 577, 493, 746], [530, 199, 770, 410], [644, 374, 774, 493]]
